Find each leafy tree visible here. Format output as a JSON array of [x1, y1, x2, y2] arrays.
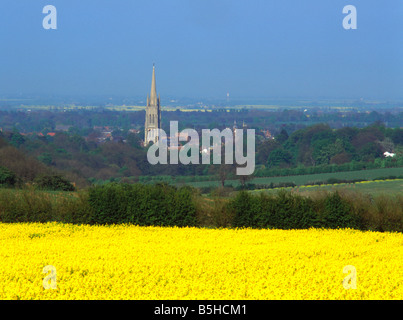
[[9, 129, 25, 148], [126, 132, 143, 149], [0, 145, 49, 182], [0, 166, 17, 187], [357, 142, 383, 162], [38, 152, 53, 166], [256, 139, 280, 164], [313, 139, 344, 165], [276, 128, 289, 144], [390, 128, 403, 145], [330, 152, 351, 165], [267, 148, 293, 168], [335, 126, 359, 143], [216, 163, 235, 187], [34, 174, 76, 191], [376, 137, 395, 153], [322, 192, 361, 229]]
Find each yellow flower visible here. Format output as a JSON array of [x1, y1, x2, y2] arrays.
[[0, 222, 402, 300]]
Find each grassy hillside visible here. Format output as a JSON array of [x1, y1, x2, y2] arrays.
[[251, 178, 403, 197], [184, 167, 403, 189]]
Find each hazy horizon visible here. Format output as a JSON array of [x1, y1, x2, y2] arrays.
[[0, 0, 402, 101]]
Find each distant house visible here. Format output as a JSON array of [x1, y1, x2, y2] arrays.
[[47, 132, 56, 137], [128, 129, 140, 134], [101, 131, 112, 138], [384, 152, 396, 158], [261, 129, 274, 139], [93, 131, 113, 143]]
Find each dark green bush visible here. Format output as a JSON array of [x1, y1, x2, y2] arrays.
[[34, 174, 76, 191], [0, 188, 93, 224], [321, 192, 363, 229], [54, 191, 94, 224], [0, 188, 53, 222], [88, 183, 197, 227], [230, 190, 319, 229], [229, 190, 367, 230], [231, 191, 257, 227], [0, 182, 401, 233], [271, 191, 319, 229], [365, 194, 403, 233], [0, 166, 18, 187]]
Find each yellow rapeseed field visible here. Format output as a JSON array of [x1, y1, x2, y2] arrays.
[[1, 222, 402, 300]]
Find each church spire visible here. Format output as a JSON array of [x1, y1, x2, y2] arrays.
[[144, 63, 161, 146], [149, 63, 157, 106]]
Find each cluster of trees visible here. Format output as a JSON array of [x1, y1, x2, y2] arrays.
[[88, 183, 196, 226], [256, 123, 403, 169], [1, 183, 402, 233], [0, 109, 402, 188], [0, 135, 77, 190], [229, 189, 403, 232]]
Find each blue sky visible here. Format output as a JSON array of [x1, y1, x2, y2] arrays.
[[0, 0, 402, 100]]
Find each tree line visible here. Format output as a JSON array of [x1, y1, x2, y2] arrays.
[[0, 119, 402, 188], [0, 183, 402, 233]]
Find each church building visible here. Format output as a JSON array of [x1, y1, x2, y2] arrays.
[[144, 64, 161, 145]]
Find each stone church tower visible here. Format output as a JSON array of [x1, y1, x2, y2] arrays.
[[144, 64, 161, 145]]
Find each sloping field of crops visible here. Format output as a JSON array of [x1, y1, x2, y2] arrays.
[[187, 167, 403, 188], [252, 179, 403, 196], [1, 223, 402, 300]]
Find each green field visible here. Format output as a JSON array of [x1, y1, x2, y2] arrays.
[[251, 179, 403, 197], [184, 167, 403, 188]]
